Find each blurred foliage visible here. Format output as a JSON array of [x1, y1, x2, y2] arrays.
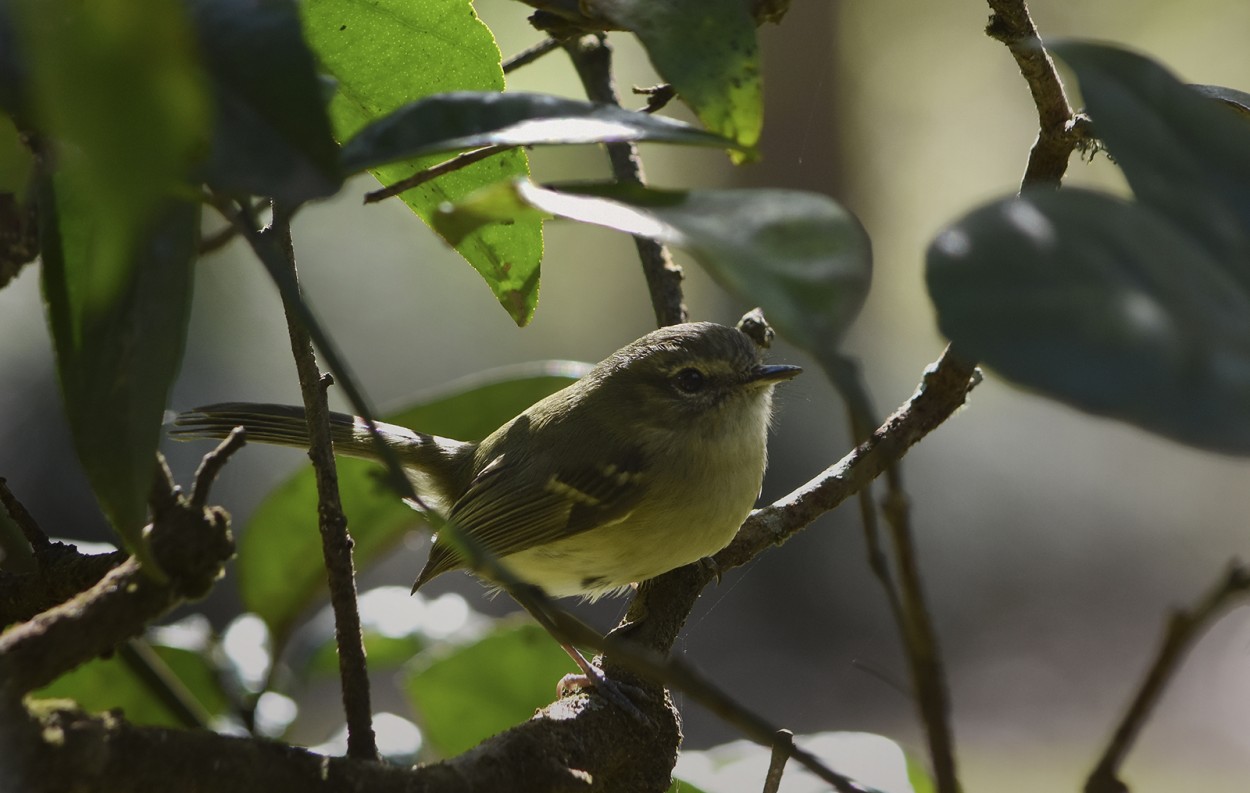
[[928, 43, 1250, 454]]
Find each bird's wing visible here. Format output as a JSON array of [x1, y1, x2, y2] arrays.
[[414, 448, 648, 588]]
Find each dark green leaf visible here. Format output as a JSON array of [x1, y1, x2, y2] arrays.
[[0, 2, 26, 118], [32, 643, 229, 728], [1050, 42, 1250, 272], [403, 620, 573, 758], [42, 181, 199, 548], [239, 364, 588, 645], [436, 181, 872, 354], [596, 0, 762, 156], [928, 188, 1250, 453], [301, 0, 542, 325], [1191, 84, 1250, 119], [341, 91, 746, 173], [187, 0, 342, 203]]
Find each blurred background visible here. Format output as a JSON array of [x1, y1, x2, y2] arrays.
[[2, 1, 1248, 791]]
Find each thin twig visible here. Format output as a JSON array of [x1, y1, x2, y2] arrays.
[[1085, 561, 1250, 793], [985, 0, 1090, 188], [191, 427, 247, 508], [563, 34, 687, 327], [763, 729, 794, 793], [823, 353, 960, 793], [262, 202, 377, 761], [503, 37, 560, 73], [880, 477, 958, 792], [0, 478, 51, 553], [363, 145, 514, 204]]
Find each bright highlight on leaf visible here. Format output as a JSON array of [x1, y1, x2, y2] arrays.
[[340, 91, 750, 173], [436, 181, 873, 355], [301, 0, 543, 326], [404, 621, 574, 758], [927, 41, 1250, 454]]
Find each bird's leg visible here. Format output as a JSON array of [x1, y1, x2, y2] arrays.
[[509, 585, 652, 724], [554, 642, 651, 725]]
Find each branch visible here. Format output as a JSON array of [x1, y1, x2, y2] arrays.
[[0, 459, 233, 696], [563, 34, 687, 327], [985, 0, 1091, 188], [263, 204, 377, 761], [1085, 561, 1250, 793], [2, 680, 676, 792], [503, 36, 561, 73]]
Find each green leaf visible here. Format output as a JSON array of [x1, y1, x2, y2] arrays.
[[239, 364, 589, 646], [672, 732, 914, 793], [186, 0, 342, 204], [595, 0, 762, 157], [928, 188, 1250, 454], [927, 42, 1250, 454], [436, 181, 872, 354], [1191, 84, 1250, 119], [403, 620, 574, 758], [41, 182, 199, 549], [1050, 42, 1250, 271], [301, 0, 543, 325], [341, 91, 747, 173], [16, 0, 208, 241], [32, 643, 229, 728]]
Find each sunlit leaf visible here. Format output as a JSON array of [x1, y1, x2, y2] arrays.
[[301, 0, 542, 325], [403, 620, 573, 758], [436, 181, 872, 355], [32, 643, 229, 729], [590, 0, 762, 157], [341, 91, 747, 173]]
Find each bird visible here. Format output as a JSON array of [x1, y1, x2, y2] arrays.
[[171, 321, 801, 600]]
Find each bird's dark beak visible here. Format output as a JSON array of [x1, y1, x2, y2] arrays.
[[750, 364, 802, 384]]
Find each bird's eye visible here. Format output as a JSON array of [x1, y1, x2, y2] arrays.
[[673, 367, 706, 394]]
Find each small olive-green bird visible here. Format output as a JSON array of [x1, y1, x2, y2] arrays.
[[172, 322, 800, 599]]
